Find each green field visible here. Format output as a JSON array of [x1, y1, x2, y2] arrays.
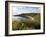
[[12, 13, 40, 30]]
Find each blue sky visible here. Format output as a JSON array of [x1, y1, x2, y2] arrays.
[[12, 6, 40, 15]]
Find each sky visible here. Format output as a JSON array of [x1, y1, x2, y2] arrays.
[[12, 6, 40, 15]]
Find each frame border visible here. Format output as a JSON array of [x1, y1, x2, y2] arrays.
[[5, 1, 45, 36]]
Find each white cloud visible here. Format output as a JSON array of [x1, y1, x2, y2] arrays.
[[12, 6, 40, 15]]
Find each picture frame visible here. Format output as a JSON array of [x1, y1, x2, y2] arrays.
[[5, 1, 45, 36]]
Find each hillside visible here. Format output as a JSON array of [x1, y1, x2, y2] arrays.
[[12, 13, 40, 30]]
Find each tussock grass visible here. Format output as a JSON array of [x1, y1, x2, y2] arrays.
[[12, 13, 40, 30]]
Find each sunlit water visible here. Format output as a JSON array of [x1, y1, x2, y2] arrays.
[[12, 16, 28, 22]]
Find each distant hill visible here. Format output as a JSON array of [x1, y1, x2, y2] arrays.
[[13, 13, 40, 17]]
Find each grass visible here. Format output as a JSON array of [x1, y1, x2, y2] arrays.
[[12, 13, 40, 30]]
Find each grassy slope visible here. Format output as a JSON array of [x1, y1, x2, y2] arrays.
[[12, 13, 40, 30]]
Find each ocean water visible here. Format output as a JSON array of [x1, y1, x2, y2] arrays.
[[12, 16, 28, 22]]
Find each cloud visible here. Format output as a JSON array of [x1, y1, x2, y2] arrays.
[[12, 6, 40, 15]]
